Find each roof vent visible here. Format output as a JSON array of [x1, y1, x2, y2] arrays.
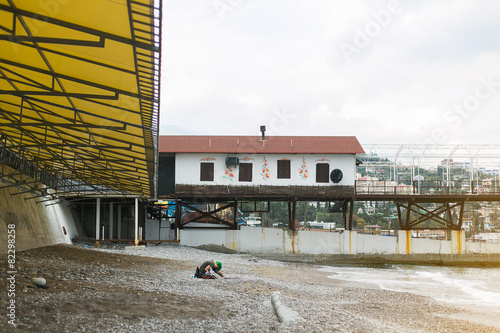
[[260, 125, 266, 141]]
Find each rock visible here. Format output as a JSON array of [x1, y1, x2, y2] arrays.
[[31, 277, 49, 289]]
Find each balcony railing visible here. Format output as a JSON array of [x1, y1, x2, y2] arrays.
[[355, 180, 500, 195]]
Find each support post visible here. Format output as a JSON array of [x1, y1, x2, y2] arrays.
[[158, 206, 162, 240], [95, 198, 101, 240], [288, 199, 296, 230], [109, 202, 114, 240], [134, 198, 139, 246], [451, 230, 465, 254], [405, 201, 412, 230], [348, 200, 354, 230], [117, 204, 122, 239], [457, 201, 464, 229], [232, 200, 238, 230], [397, 230, 412, 254], [396, 203, 403, 229], [175, 200, 181, 241], [340, 230, 357, 254]]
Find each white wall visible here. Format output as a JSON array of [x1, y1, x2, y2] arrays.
[[175, 153, 357, 186], [357, 234, 396, 254], [0, 185, 79, 253], [465, 241, 500, 254], [180, 228, 227, 247], [296, 229, 342, 254], [179, 227, 500, 255], [144, 218, 176, 241], [46, 202, 79, 245], [412, 238, 451, 254]]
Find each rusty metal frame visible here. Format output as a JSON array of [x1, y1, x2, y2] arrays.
[[177, 201, 238, 229], [395, 200, 464, 230]]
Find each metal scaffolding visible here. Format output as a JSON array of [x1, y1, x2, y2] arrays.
[[0, 0, 162, 200]]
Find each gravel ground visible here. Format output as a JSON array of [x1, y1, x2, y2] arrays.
[[1, 242, 499, 332]]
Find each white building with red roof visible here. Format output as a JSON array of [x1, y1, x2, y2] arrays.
[[158, 133, 364, 200]]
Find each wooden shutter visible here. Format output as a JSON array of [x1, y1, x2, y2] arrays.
[[316, 163, 330, 183], [200, 162, 214, 181], [239, 163, 252, 182], [277, 160, 291, 179]]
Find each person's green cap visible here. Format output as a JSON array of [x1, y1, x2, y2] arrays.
[[215, 261, 222, 271]]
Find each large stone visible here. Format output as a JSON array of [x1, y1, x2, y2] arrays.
[[31, 277, 48, 288]]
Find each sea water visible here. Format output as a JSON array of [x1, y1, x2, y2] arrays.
[[319, 265, 500, 313]]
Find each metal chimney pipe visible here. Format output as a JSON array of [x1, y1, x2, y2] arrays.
[[260, 125, 266, 141]]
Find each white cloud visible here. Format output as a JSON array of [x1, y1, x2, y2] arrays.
[[160, 0, 500, 144]]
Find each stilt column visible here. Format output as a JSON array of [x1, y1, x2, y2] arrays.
[[95, 198, 101, 240], [397, 230, 412, 254], [134, 198, 139, 246], [451, 230, 465, 254], [109, 202, 114, 239]]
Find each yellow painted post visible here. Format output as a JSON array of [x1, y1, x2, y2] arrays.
[[451, 230, 464, 254], [349, 230, 352, 254], [406, 230, 412, 254]]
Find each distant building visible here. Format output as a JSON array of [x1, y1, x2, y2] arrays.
[[475, 233, 500, 242], [364, 224, 381, 234], [412, 229, 446, 239]]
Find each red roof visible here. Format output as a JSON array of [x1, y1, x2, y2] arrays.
[[159, 136, 364, 154]]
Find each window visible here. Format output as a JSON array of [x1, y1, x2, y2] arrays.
[[277, 160, 291, 179], [239, 163, 252, 182], [200, 162, 214, 181], [316, 163, 330, 183]]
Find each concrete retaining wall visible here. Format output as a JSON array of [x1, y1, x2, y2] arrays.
[[357, 234, 396, 254], [412, 237, 451, 254], [0, 185, 78, 253], [180, 228, 227, 247], [179, 226, 500, 255], [465, 241, 500, 254]]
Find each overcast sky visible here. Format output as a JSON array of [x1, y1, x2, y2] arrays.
[[160, 0, 500, 145]]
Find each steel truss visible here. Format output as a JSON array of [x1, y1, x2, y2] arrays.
[[175, 201, 239, 229], [0, 0, 162, 200], [395, 200, 464, 230]]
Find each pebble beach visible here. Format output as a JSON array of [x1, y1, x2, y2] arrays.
[[1, 242, 499, 332]]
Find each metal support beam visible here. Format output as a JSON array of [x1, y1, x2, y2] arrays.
[[232, 200, 238, 230], [288, 198, 297, 231], [134, 198, 139, 246], [95, 197, 100, 240], [178, 201, 237, 227], [109, 202, 114, 239], [395, 200, 464, 230], [117, 204, 122, 239], [348, 199, 354, 231]]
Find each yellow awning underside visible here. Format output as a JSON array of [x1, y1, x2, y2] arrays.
[[0, 0, 161, 198]]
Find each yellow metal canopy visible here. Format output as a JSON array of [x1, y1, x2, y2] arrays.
[[0, 0, 161, 199]]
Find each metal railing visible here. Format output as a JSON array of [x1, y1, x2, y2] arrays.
[[355, 180, 500, 195]]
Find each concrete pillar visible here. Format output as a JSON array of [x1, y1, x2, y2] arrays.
[[340, 230, 357, 254], [134, 198, 139, 246], [451, 230, 465, 254], [109, 202, 114, 240], [117, 205, 122, 239], [95, 198, 101, 240], [397, 230, 412, 254]]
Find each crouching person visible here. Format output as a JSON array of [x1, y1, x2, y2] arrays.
[[195, 260, 227, 279]]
